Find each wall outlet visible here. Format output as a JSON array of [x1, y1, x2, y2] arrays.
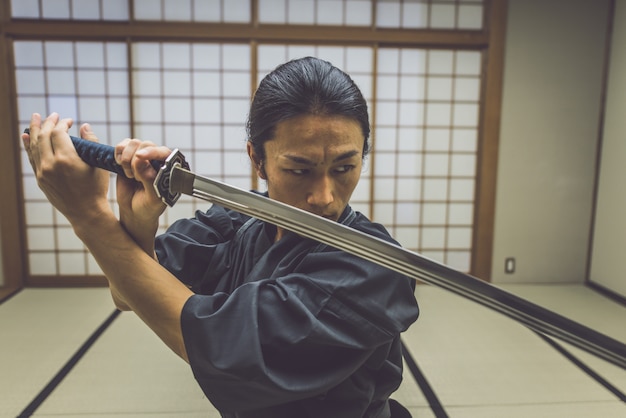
[[505, 257, 515, 274]]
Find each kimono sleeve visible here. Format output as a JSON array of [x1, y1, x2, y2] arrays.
[[179, 239, 419, 413], [155, 205, 249, 288]]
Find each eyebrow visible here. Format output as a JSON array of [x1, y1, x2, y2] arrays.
[[283, 150, 361, 165]]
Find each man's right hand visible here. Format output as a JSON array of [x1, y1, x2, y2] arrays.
[[114, 139, 173, 254]]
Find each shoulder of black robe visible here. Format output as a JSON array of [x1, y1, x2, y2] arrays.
[[156, 202, 419, 417], [155, 203, 253, 288]]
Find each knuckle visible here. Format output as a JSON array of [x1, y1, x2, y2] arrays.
[[115, 139, 130, 153], [120, 154, 133, 166], [137, 140, 155, 149], [37, 160, 54, 177], [50, 126, 66, 138]]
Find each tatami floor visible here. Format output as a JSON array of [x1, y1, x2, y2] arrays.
[[1, 283, 625, 417]]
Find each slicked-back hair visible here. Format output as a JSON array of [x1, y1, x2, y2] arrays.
[[246, 56, 370, 163]]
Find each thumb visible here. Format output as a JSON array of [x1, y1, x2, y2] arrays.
[[79, 123, 99, 143]]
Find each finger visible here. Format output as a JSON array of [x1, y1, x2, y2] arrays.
[[21, 124, 35, 171], [48, 117, 76, 156], [25, 113, 44, 168], [21, 126, 32, 148], [21, 113, 39, 154], [117, 138, 142, 179], [22, 134, 35, 168], [27, 112, 43, 144], [131, 145, 168, 184], [135, 145, 173, 163], [36, 112, 61, 157], [79, 123, 99, 143], [114, 138, 131, 164]]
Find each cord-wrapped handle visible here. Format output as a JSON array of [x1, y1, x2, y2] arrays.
[[23, 128, 188, 206], [24, 128, 161, 175]]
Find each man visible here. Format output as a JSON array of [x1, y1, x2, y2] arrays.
[[23, 57, 418, 417]]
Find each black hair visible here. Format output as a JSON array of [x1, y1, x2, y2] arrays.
[[246, 56, 370, 164]]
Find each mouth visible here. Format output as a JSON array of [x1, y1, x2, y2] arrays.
[[301, 207, 338, 221]]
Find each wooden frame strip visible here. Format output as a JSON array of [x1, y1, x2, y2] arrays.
[[471, 0, 506, 280]]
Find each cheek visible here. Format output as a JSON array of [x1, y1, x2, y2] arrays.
[[340, 170, 362, 191], [330, 173, 361, 204], [265, 174, 303, 203]]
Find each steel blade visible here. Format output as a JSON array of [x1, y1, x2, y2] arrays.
[[169, 165, 626, 371]]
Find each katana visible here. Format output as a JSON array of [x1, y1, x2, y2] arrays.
[[30, 131, 626, 371], [166, 164, 626, 372]]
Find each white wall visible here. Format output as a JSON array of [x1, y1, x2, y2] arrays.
[[491, 0, 611, 283], [590, 0, 626, 297]]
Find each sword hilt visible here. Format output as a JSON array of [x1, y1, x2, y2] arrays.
[[23, 128, 189, 207], [152, 149, 189, 206]]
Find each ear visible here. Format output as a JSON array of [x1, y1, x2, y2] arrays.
[[247, 142, 266, 179]]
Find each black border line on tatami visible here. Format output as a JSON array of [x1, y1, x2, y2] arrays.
[[401, 339, 449, 418], [16, 309, 121, 417]]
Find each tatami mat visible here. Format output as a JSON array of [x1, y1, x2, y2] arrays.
[[501, 283, 626, 394], [405, 284, 626, 417], [1, 284, 624, 417], [0, 288, 116, 418], [32, 311, 212, 417]]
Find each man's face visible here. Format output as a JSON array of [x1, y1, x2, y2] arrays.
[[248, 114, 364, 240]]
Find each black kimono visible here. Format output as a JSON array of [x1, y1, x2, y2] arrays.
[[155, 200, 419, 418]]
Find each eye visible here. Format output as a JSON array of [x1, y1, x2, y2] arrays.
[[334, 165, 355, 174], [286, 168, 309, 176]]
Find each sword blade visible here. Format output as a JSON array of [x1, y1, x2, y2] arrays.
[[169, 165, 626, 370]]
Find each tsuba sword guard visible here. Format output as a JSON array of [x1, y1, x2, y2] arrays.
[[153, 149, 190, 207]]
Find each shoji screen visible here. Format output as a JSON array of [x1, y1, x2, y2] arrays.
[[15, 41, 252, 277], [15, 41, 130, 276], [374, 48, 481, 271], [11, 0, 488, 281], [130, 42, 252, 230]]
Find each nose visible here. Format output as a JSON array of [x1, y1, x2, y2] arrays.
[[306, 175, 334, 209]]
